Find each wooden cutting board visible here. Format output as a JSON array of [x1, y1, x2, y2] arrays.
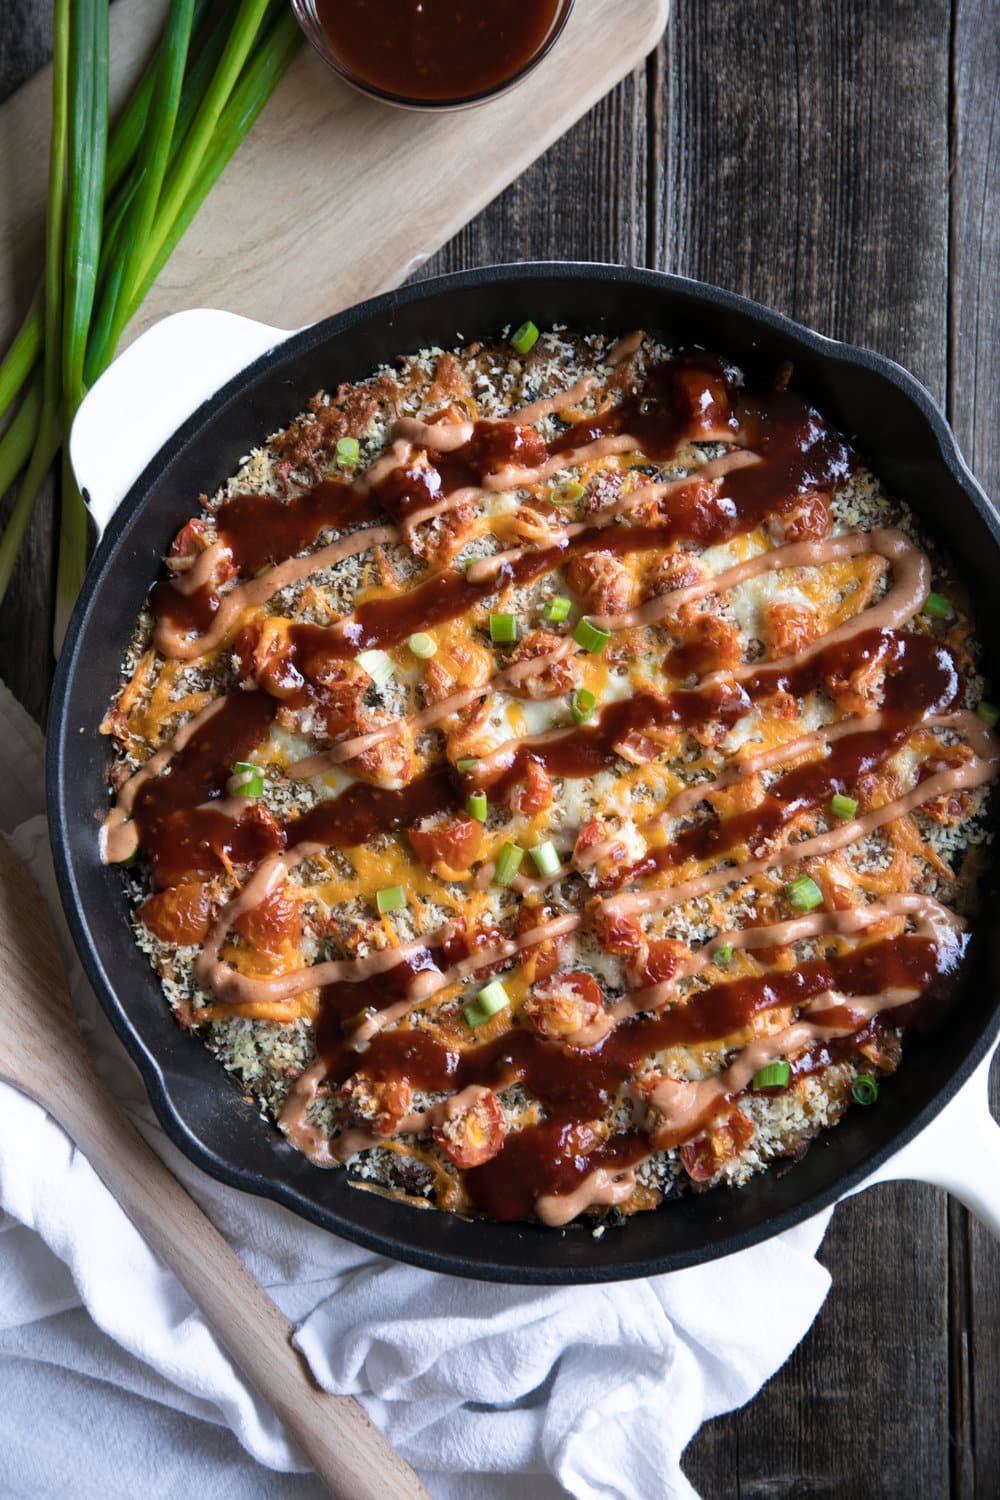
[[0, 0, 669, 352]]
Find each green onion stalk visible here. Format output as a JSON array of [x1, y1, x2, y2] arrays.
[[96, 0, 273, 370], [0, 14, 162, 437], [53, 0, 110, 646]]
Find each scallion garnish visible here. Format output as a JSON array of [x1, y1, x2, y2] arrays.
[[752, 1060, 791, 1090], [511, 320, 539, 355], [463, 979, 510, 1028], [571, 687, 597, 724], [852, 1075, 880, 1106], [830, 793, 858, 821], [407, 631, 437, 659], [466, 791, 488, 822], [573, 617, 611, 654], [543, 595, 572, 624], [489, 612, 518, 644], [550, 480, 585, 506], [923, 592, 952, 620], [341, 1004, 376, 1035], [493, 842, 525, 886], [356, 648, 395, 688], [714, 943, 734, 964], [336, 436, 360, 468], [530, 840, 561, 877], [456, 758, 479, 773], [783, 874, 823, 912], [230, 760, 263, 798], [976, 701, 1000, 728], [376, 885, 406, 915]]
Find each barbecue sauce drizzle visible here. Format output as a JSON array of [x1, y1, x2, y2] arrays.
[[107, 346, 994, 1224]]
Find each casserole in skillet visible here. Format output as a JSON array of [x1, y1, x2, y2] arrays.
[[98, 319, 997, 1228], [50, 265, 1000, 1279]]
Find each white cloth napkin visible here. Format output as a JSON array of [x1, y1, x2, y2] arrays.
[[0, 677, 833, 1500]]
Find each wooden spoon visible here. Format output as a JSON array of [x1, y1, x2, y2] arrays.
[[0, 835, 431, 1500]]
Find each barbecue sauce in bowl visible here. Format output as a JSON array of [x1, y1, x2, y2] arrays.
[[296, 0, 574, 109]]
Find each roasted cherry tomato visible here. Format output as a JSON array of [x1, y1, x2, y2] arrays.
[[407, 815, 484, 870], [433, 1089, 506, 1169], [341, 1072, 413, 1137], [627, 938, 688, 989], [680, 1107, 754, 1182], [509, 757, 553, 816], [138, 881, 214, 945], [524, 972, 605, 1041], [234, 887, 302, 956]]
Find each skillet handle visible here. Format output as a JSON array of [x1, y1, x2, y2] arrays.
[[843, 1045, 1000, 1239], [68, 309, 294, 540]]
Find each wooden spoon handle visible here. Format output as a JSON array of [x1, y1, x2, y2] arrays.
[[46, 1073, 431, 1500]]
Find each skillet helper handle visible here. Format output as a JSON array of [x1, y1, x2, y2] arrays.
[[845, 1046, 1000, 1240], [68, 308, 294, 539], [47, 1067, 431, 1500]]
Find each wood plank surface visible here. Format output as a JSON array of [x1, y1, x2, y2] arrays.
[[2, 1, 999, 1496]]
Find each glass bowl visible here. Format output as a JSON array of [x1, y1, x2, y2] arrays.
[[290, 0, 576, 112]]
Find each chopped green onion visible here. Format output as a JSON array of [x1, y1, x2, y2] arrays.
[[407, 631, 437, 659], [976, 701, 1000, 729], [341, 1004, 376, 1035], [543, 595, 572, 624], [489, 612, 518, 644], [230, 760, 264, 798], [752, 1060, 791, 1090], [550, 480, 585, 506], [714, 944, 734, 964], [511, 320, 539, 355], [493, 842, 525, 886], [852, 1074, 880, 1106], [923, 592, 952, 620], [356, 648, 394, 688], [336, 436, 360, 467], [120, 846, 139, 868], [376, 885, 406, 915], [463, 979, 510, 1028], [463, 556, 482, 571], [467, 791, 488, 822], [830, 793, 858, 821], [253, 563, 270, 578], [783, 874, 823, 912], [571, 687, 597, 724], [573, 617, 611, 654], [456, 758, 479, 773], [530, 840, 561, 877]]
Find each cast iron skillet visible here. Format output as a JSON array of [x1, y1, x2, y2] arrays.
[[47, 263, 1000, 1283]]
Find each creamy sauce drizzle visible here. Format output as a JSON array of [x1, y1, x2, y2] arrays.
[[604, 711, 998, 921], [154, 524, 399, 659]]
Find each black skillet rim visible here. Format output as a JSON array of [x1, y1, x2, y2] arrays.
[[46, 261, 1000, 1282]]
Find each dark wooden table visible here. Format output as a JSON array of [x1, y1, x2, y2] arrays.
[[2, 3, 998, 1496]]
